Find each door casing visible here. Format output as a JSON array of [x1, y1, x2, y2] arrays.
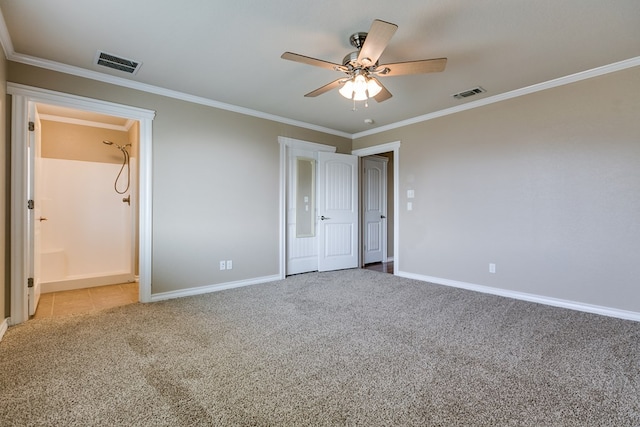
[[352, 141, 401, 274], [8, 83, 155, 325]]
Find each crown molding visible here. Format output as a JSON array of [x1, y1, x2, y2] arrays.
[[0, 7, 13, 58], [353, 56, 640, 139], [6, 51, 352, 139], [0, 9, 348, 138], [1, 8, 637, 141]]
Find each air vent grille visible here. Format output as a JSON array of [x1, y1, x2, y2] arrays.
[[452, 86, 486, 100], [95, 51, 142, 74]]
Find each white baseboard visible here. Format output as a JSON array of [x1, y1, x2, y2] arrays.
[[42, 273, 136, 293], [385, 257, 394, 263], [0, 318, 8, 343], [151, 274, 282, 302], [397, 271, 640, 322]]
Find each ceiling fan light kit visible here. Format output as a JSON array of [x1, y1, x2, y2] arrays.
[[281, 19, 447, 107], [338, 72, 382, 101]]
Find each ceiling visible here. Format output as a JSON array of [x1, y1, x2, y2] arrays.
[[1, 1, 639, 136]]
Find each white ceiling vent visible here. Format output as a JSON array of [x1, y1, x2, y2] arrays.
[[95, 51, 142, 75], [452, 86, 486, 100]]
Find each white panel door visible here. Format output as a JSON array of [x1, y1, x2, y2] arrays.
[[27, 103, 42, 316], [317, 152, 358, 271], [363, 157, 387, 264]]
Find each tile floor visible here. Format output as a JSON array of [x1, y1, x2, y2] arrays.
[[33, 282, 139, 319]]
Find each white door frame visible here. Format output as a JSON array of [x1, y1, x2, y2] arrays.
[[352, 141, 400, 275], [7, 83, 155, 325]]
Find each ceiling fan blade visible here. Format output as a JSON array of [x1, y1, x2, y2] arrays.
[[304, 79, 344, 97], [357, 19, 398, 67], [372, 78, 392, 103], [281, 52, 347, 72], [379, 58, 447, 76]]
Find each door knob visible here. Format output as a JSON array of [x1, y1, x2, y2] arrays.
[[39, 217, 48, 222], [320, 215, 330, 220], [380, 215, 386, 219]]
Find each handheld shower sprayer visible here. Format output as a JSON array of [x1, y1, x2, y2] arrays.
[[103, 140, 131, 195], [103, 140, 131, 152]]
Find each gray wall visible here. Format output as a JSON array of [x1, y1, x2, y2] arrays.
[[5, 60, 639, 316], [7, 62, 351, 296], [354, 66, 640, 313]]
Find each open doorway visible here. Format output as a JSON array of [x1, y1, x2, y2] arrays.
[[362, 153, 392, 273], [8, 83, 155, 325], [353, 141, 400, 275], [279, 137, 359, 277], [32, 103, 140, 317]]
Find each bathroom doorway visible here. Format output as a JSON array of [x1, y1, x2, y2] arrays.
[[8, 83, 155, 325], [33, 103, 139, 315]]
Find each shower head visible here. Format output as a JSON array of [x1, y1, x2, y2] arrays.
[[103, 140, 130, 153]]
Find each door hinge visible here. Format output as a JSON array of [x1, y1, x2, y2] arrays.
[[27, 277, 34, 288], [28, 121, 35, 131], [27, 199, 34, 210]]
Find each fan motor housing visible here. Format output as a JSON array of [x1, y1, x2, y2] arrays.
[[349, 32, 368, 49], [342, 51, 360, 67]]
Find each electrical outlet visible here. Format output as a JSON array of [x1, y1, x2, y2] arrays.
[[489, 263, 496, 274], [219, 260, 226, 271], [226, 260, 233, 270]]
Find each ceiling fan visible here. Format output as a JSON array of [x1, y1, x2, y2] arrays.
[[281, 19, 447, 104]]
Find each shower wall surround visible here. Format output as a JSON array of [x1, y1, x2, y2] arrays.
[[39, 158, 135, 292]]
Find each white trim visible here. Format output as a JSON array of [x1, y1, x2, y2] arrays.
[[151, 275, 282, 302], [352, 141, 400, 157], [398, 271, 640, 323], [38, 113, 132, 132], [278, 136, 338, 153], [7, 84, 155, 324], [2, 11, 637, 142], [353, 56, 640, 139], [7, 52, 351, 139], [0, 7, 14, 57], [278, 140, 287, 279], [352, 141, 401, 275], [9, 93, 29, 325], [0, 318, 8, 342], [7, 83, 155, 120]]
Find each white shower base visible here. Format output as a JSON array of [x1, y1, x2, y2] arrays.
[[41, 248, 135, 293]]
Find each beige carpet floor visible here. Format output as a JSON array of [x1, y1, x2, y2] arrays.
[[1, 269, 639, 426]]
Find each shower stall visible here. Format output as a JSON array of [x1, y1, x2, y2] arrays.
[[37, 117, 137, 293]]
